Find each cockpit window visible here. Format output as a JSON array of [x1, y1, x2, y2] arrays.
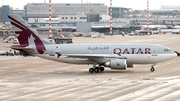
[[164, 49, 171, 52]]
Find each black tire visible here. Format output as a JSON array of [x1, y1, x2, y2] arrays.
[[150, 67, 155, 72], [99, 67, 105, 72], [94, 67, 99, 73], [89, 68, 94, 73]]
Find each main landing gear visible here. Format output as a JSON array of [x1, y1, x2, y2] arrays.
[[89, 67, 105, 73], [150, 64, 156, 72], [89, 63, 105, 73]]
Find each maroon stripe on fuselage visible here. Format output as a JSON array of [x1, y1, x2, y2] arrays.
[[8, 15, 46, 54]]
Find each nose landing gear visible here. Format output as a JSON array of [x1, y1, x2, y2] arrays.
[[150, 64, 156, 72]]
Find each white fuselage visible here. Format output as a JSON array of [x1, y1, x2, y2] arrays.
[[32, 43, 177, 65]]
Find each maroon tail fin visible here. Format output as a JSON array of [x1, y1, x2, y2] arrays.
[[8, 14, 48, 54]]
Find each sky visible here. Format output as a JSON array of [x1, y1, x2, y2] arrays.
[[1, 0, 180, 10]]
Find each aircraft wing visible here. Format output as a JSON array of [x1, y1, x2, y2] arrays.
[[67, 54, 127, 62], [67, 54, 126, 58]]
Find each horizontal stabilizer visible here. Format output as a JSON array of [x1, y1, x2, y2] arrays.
[[11, 45, 34, 53]]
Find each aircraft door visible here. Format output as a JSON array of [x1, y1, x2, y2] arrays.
[[109, 48, 112, 55], [49, 47, 55, 56], [152, 47, 157, 56]]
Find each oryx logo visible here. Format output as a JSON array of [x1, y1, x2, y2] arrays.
[[8, 15, 46, 54], [56, 52, 62, 58]]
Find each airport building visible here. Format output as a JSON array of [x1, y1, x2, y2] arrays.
[[22, 3, 180, 25], [0, 3, 180, 35], [24, 3, 130, 22], [0, 5, 14, 37], [127, 5, 180, 25], [1, 3, 180, 24], [0, 5, 11, 24], [109, 7, 131, 18], [161, 5, 180, 10], [24, 3, 108, 18], [21, 3, 129, 34]]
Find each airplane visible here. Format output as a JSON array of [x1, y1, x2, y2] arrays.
[[8, 14, 178, 73], [160, 28, 180, 34], [135, 19, 167, 29], [160, 21, 180, 34], [166, 20, 180, 29], [135, 20, 180, 34]]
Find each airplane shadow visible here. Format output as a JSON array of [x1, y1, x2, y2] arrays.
[[45, 69, 152, 76]]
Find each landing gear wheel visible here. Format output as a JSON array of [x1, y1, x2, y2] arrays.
[[94, 67, 100, 73], [99, 67, 105, 72], [89, 68, 94, 73], [150, 67, 155, 72]]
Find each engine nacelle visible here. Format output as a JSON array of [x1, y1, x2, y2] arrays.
[[103, 59, 127, 70]]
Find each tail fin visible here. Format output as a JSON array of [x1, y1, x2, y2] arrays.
[[135, 19, 140, 25], [8, 14, 49, 54], [171, 20, 176, 26]]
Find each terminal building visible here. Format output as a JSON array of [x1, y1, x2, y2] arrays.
[[0, 5, 11, 24], [0, 5, 14, 37], [128, 5, 180, 25], [21, 3, 130, 34], [0, 3, 180, 35], [24, 3, 108, 20]]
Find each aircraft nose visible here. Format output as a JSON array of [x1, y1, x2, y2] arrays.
[[174, 51, 180, 56]]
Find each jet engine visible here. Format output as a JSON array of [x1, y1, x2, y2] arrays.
[[103, 59, 127, 70]]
